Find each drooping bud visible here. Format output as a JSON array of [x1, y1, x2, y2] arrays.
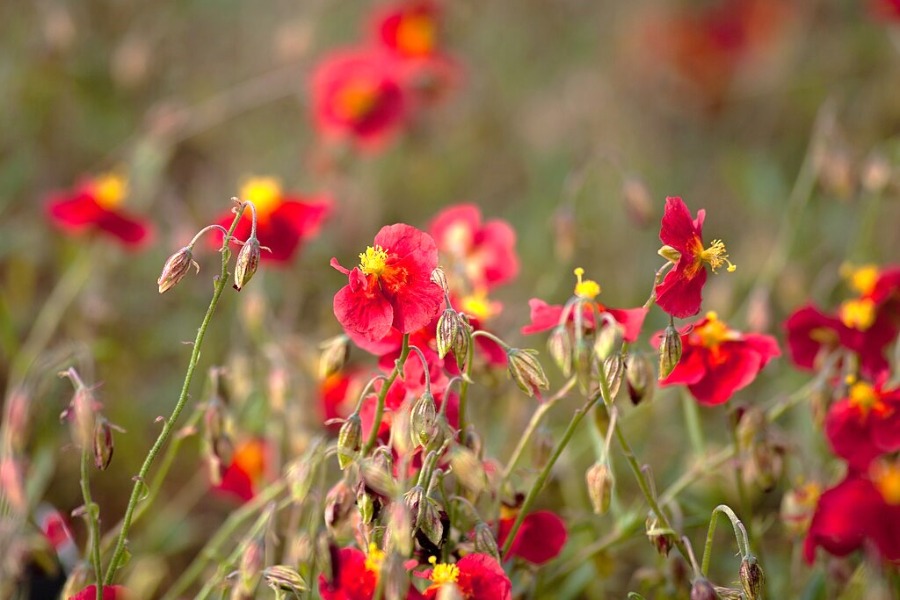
[[359, 454, 399, 498], [324, 480, 354, 534], [506, 348, 549, 398], [437, 308, 470, 370], [417, 497, 445, 547], [658, 325, 683, 380], [403, 485, 426, 527], [233, 237, 261, 291], [585, 461, 613, 515], [92, 417, 115, 470], [318, 335, 350, 380], [430, 267, 449, 295], [236, 534, 265, 598], [739, 556, 764, 600], [472, 521, 501, 561], [645, 513, 675, 557], [625, 353, 654, 405], [410, 391, 438, 448], [357, 487, 375, 525], [336, 413, 362, 470], [263, 565, 308, 596], [157, 245, 199, 293], [690, 578, 720, 600], [547, 326, 574, 376], [601, 354, 624, 400]]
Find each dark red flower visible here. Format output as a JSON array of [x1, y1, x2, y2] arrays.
[[658, 311, 780, 406], [870, 0, 900, 21], [319, 546, 379, 600], [497, 509, 568, 565], [68, 585, 129, 600], [654, 197, 735, 319], [422, 553, 512, 600], [311, 48, 408, 151], [213, 438, 269, 502], [46, 173, 153, 248], [783, 304, 847, 371], [332, 224, 443, 342], [804, 464, 900, 564], [825, 379, 900, 470], [213, 177, 330, 263]]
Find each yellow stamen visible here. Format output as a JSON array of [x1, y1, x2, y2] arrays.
[[460, 290, 500, 321], [240, 177, 283, 218], [359, 245, 389, 276], [839, 298, 876, 331], [872, 460, 900, 505], [695, 311, 737, 348], [396, 13, 435, 55], [428, 556, 460, 585], [848, 381, 882, 417], [336, 79, 379, 121], [699, 239, 737, 273], [92, 173, 128, 209], [840, 263, 879, 296], [365, 543, 385, 573], [573, 267, 601, 300]]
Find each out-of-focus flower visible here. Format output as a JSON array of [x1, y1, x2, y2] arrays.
[[784, 305, 847, 371], [331, 224, 443, 342], [780, 481, 821, 538], [825, 378, 900, 470], [213, 177, 331, 263], [318, 546, 379, 600], [657, 312, 780, 406], [870, 0, 900, 21], [521, 298, 647, 343], [46, 172, 153, 247], [311, 48, 408, 151], [68, 585, 129, 600], [421, 553, 512, 600], [496, 509, 567, 565], [428, 204, 519, 292], [214, 438, 269, 502], [655, 197, 735, 319]]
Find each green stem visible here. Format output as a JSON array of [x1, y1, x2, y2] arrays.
[[80, 438, 104, 600], [681, 389, 706, 457], [701, 504, 749, 577], [362, 334, 410, 454], [103, 204, 247, 585]]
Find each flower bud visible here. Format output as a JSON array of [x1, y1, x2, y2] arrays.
[[318, 335, 350, 381], [593, 320, 624, 361], [359, 455, 399, 498], [204, 397, 233, 467], [410, 391, 437, 448], [645, 513, 675, 557], [157, 245, 199, 293], [92, 417, 115, 470], [658, 325, 683, 380], [586, 461, 613, 515], [506, 348, 549, 398], [472, 521, 501, 561], [739, 556, 764, 600], [417, 497, 444, 547], [336, 413, 362, 470], [690, 578, 720, 600], [324, 480, 354, 533], [263, 565, 308, 595], [437, 308, 470, 369], [237, 535, 265, 597], [430, 267, 449, 295], [403, 485, 425, 525], [735, 405, 764, 453], [547, 326, 574, 376], [357, 488, 375, 525], [233, 237, 261, 291], [601, 354, 624, 400], [625, 353, 654, 405]]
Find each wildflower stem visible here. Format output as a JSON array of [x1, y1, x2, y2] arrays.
[[457, 337, 474, 436], [103, 203, 248, 585], [701, 504, 750, 576], [362, 334, 410, 455], [79, 432, 104, 600], [681, 388, 706, 457], [407, 344, 431, 390], [187, 224, 229, 248]]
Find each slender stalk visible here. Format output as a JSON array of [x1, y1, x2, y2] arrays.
[[362, 334, 410, 454], [700, 504, 749, 576], [103, 204, 248, 584], [681, 389, 706, 457], [80, 440, 104, 600]]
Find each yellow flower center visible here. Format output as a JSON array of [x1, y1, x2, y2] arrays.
[[365, 543, 385, 573], [335, 79, 379, 121], [443, 222, 472, 257], [848, 381, 883, 417], [233, 440, 266, 481], [428, 556, 460, 585], [699, 239, 737, 273], [872, 460, 900, 506], [460, 290, 500, 321], [695, 312, 737, 348], [359, 246, 389, 276], [240, 177, 282, 219], [396, 13, 435, 56], [839, 298, 876, 331], [841, 263, 879, 296], [92, 173, 128, 209], [573, 268, 601, 300]]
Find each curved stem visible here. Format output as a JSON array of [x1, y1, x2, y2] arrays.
[[701, 504, 750, 576], [188, 224, 229, 248], [362, 334, 410, 454], [80, 439, 103, 600], [407, 344, 431, 390]]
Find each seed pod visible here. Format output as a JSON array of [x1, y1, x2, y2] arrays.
[[739, 556, 764, 600], [625, 353, 654, 405], [157, 246, 199, 293], [92, 417, 115, 470], [506, 348, 549, 398], [233, 237, 261, 291], [585, 462, 613, 515], [318, 335, 350, 380], [410, 392, 437, 448], [658, 325, 683, 380], [547, 326, 574, 376], [336, 414, 362, 470]]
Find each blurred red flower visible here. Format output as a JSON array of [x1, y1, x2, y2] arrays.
[[319, 545, 424, 600], [825, 379, 900, 470], [332, 224, 443, 342], [658, 311, 780, 406], [870, 0, 900, 21], [521, 298, 647, 343], [655, 197, 735, 319], [311, 48, 408, 151], [497, 509, 568, 565], [422, 553, 511, 600], [213, 438, 269, 503], [46, 173, 153, 248], [213, 177, 331, 263], [68, 585, 128, 600]]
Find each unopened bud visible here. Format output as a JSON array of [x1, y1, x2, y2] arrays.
[[324, 480, 354, 533], [472, 521, 501, 561], [157, 245, 199, 293], [430, 267, 449, 294], [586, 462, 613, 515], [359, 456, 399, 498], [204, 397, 233, 467], [658, 325, 683, 380], [735, 405, 764, 452], [436, 308, 470, 370], [318, 335, 350, 380], [418, 497, 444, 547], [410, 391, 437, 448], [748, 442, 783, 492], [645, 513, 675, 557], [547, 326, 574, 376], [237, 535, 265, 597], [92, 418, 114, 470], [233, 237, 261, 291], [336, 413, 362, 470], [357, 488, 375, 525], [601, 354, 624, 400], [263, 565, 308, 595], [690, 578, 720, 600], [739, 556, 764, 600], [403, 485, 425, 526], [594, 319, 624, 361], [506, 348, 549, 398], [625, 353, 654, 405]]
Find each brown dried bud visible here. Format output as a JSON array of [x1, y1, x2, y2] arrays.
[[625, 353, 654, 405], [472, 521, 501, 561], [92, 417, 115, 470], [547, 326, 574, 376], [506, 348, 549, 397], [233, 237, 261, 291], [263, 565, 308, 595], [204, 397, 233, 467], [157, 246, 199, 293], [410, 391, 437, 448], [318, 335, 350, 380], [437, 308, 470, 370], [336, 413, 362, 470], [690, 578, 720, 600], [585, 462, 613, 515], [739, 556, 764, 600], [658, 325, 683, 380]]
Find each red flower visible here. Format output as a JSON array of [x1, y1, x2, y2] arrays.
[[870, 0, 900, 21], [521, 298, 647, 343], [332, 224, 443, 342], [658, 312, 780, 406], [422, 553, 512, 600], [655, 197, 735, 319], [46, 173, 153, 247], [68, 585, 129, 600], [804, 463, 900, 564], [825, 379, 900, 470], [311, 48, 408, 151], [497, 509, 568, 565], [784, 304, 847, 371], [213, 439, 269, 502], [320, 545, 423, 600], [213, 177, 330, 264], [429, 204, 519, 292]]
